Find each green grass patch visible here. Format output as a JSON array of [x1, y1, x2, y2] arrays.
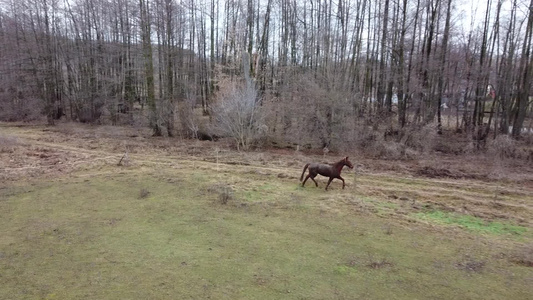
[[414, 210, 527, 235], [238, 182, 280, 202]]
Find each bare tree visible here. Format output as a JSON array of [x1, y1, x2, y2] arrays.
[[512, 0, 533, 137], [436, 0, 453, 134], [140, 0, 161, 135], [1, 0, 533, 153], [212, 54, 264, 151]]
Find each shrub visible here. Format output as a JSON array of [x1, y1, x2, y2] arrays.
[[218, 185, 234, 205], [0, 97, 44, 122], [0, 134, 19, 153], [207, 183, 234, 205], [139, 188, 150, 199], [488, 134, 516, 159], [401, 123, 437, 154], [211, 80, 266, 151]]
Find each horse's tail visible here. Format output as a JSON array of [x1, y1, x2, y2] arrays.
[[300, 163, 310, 182]]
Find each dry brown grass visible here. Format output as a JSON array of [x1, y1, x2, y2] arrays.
[[1, 121, 532, 229], [0, 134, 19, 153], [488, 135, 517, 159], [509, 243, 533, 267]]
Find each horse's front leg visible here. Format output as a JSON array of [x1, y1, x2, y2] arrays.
[[339, 176, 346, 189], [325, 177, 334, 190]]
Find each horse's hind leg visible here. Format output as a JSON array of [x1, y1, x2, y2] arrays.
[[302, 174, 311, 187], [325, 177, 334, 190], [310, 175, 318, 187], [302, 174, 318, 188]]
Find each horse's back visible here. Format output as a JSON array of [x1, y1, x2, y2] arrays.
[[312, 163, 335, 177]]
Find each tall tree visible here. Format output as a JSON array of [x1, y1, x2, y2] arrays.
[[512, 0, 533, 137], [140, 0, 161, 135], [376, 0, 390, 112], [436, 0, 453, 134], [497, 0, 518, 135]]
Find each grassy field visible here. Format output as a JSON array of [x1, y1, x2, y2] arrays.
[[1, 123, 532, 299]]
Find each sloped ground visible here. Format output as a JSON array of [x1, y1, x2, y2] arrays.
[[1, 121, 532, 227], [1, 121, 532, 299]]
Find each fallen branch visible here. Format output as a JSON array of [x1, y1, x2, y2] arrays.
[[117, 152, 129, 166]]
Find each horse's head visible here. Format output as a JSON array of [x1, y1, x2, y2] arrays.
[[344, 156, 354, 169]]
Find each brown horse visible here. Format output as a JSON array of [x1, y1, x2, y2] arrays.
[[300, 157, 354, 190]]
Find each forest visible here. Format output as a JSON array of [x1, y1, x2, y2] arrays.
[[0, 0, 532, 153]]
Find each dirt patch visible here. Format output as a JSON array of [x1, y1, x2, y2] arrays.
[[0, 144, 86, 181], [509, 244, 533, 267], [415, 165, 487, 180], [456, 256, 486, 273], [367, 259, 394, 269], [416, 166, 460, 179]]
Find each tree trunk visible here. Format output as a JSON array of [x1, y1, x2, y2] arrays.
[[140, 0, 161, 136], [436, 0, 453, 134]]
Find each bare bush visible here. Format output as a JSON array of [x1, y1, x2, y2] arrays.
[[369, 139, 404, 160], [218, 186, 234, 205], [488, 134, 517, 159], [266, 73, 355, 150], [211, 80, 266, 151], [139, 188, 150, 199], [0, 134, 19, 153], [77, 101, 104, 123], [207, 183, 234, 205], [0, 97, 44, 122], [180, 95, 200, 139], [401, 123, 438, 154], [522, 131, 533, 146], [345, 124, 420, 160], [351, 122, 438, 159]]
